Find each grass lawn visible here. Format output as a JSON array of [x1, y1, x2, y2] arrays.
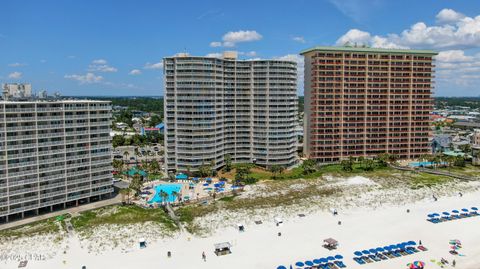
[[71, 205, 178, 234], [439, 164, 480, 177], [0, 214, 69, 238]]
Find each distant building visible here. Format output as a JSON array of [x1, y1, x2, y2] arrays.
[[141, 123, 164, 136], [115, 122, 128, 130], [164, 52, 298, 172], [133, 122, 143, 133], [2, 83, 32, 99], [432, 134, 452, 153], [301, 46, 436, 163], [472, 129, 480, 147]]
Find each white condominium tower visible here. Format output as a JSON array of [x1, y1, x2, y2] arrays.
[[0, 100, 113, 222], [164, 52, 298, 172]]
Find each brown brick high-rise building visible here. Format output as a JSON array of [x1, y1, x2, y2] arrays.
[[301, 46, 437, 163]]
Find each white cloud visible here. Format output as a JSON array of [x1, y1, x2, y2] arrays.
[[144, 61, 163, 70], [8, 62, 27, 67], [88, 59, 117, 72], [40, 59, 47, 63], [92, 59, 107, 65], [64, 72, 103, 84], [210, 41, 222, 47], [293, 36, 306, 43], [206, 53, 222, 58], [211, 30, 263, 47], [336, 29, 372, 46], [337, 9, 480, 50], [8, 71, 22, 79], [436, 8, 465, 24], [129, 69, 142, 75], [436, 50, 473, 63], [239, 51, 257, 57]]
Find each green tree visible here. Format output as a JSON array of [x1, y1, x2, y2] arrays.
[[198, 162, 212, 177], [363, 159, 375, 171], [171, 191, 179, 203], [301, 159, 317, 175], [123, 150, 130, 162], [224, 154, 232, 172], [459, 144, 472, 154], [340, 159, 353, 171], [129, 174, 143, 196], [454, 156, 466, 167], [150, 161, 160, 174], [160, 190, 169, 205], [112, 135, 125, 148], [148, 114, 162, 127], [120, 188, 131, 204], [269, 165, 285, 179]]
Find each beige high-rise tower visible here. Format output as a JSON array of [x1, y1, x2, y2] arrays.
[[301, 46, 437, 163], [164, 52, 298, 172]]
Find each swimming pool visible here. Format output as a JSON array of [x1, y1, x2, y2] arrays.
[[409, 161, 447, 167], [148, 184, 182, 204]]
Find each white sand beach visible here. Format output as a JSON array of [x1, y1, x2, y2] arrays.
[[1, 177, 480, 269]]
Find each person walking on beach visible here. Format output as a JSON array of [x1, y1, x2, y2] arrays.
[[452, 259, 456, 267], [419, 240, 422, 245], [202, 251, 206, 262]]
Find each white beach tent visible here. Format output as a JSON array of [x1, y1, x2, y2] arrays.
[[274, 217, 283, 226]]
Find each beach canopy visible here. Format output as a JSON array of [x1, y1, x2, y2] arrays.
[[214, 242, 232, 251], [407, 241, 416, 246], [295, 262, 304, 267], [442, 212, 450, 215], [324, 238, 338, 245], [277, 266, 287, 269], [427, 214, 437, 218], [313, 259, 321, 264], [376, 247, 384, 252], [175, 173, 188, 180], [389, 244, 397, 249], [319, 258, 328, 263], [452, 210, 459, 213], [305, 261, 314, 266], [326, 256, 335, 261], [354, 251, 362, 256], [472, 207, 478, 211], [369, 248, 377, 253], [461, 208, 469, 212], [362, 250, 369, 255], [334, 255, 343, 260]]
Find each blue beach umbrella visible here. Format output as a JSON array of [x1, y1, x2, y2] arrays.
[[462, 208, 469, 212], [396, 244, 404, 249], [376, 247, 384, 252], [452, 210, 459, 214], [362, 250, 370, 255], [384, 246, 391, 251], [319, 258, 328, 263], [472, 207, 478, 211], [305, 261, 314, 266], [369, 248, 378, 253], [295, 262, 304, 267], [313, 259, 321, 264], [442, 212, 450, 215], [277, 266, 287, 269], [327, 256, 335, 261], [407, 241, 416, 246], [354, 251, 362, 256], [334, 255, 343, 260], [427, 214, 436, 218], [389, 244, 397, 249], [203, 183, 209, 186]]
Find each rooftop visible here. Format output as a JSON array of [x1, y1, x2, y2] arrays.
[[0, 99, 110, 104], [300, 46, 438, 55]]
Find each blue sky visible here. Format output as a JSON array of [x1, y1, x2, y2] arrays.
[[2, 0, 480, 96]]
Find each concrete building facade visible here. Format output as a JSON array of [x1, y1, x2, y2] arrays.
[[164, 52, 298, 172], [0, 100, 113, 222], [302, 46, 436, 163]]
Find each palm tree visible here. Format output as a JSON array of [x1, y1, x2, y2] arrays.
[[160, 190, 169, 205], [123, 150, 130, 163], [171, 191, 179, 203], [120, 188, 131, 204], [129, 174, 143, 197]]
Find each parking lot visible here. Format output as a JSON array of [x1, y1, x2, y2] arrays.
[[113, 144, 164, 164]]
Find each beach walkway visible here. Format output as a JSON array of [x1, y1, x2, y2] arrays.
[[0, 194, 122, 231]]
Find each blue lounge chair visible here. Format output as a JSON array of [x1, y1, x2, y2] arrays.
[[353, 257, 365, 265], [334, 261, 346, 268]]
